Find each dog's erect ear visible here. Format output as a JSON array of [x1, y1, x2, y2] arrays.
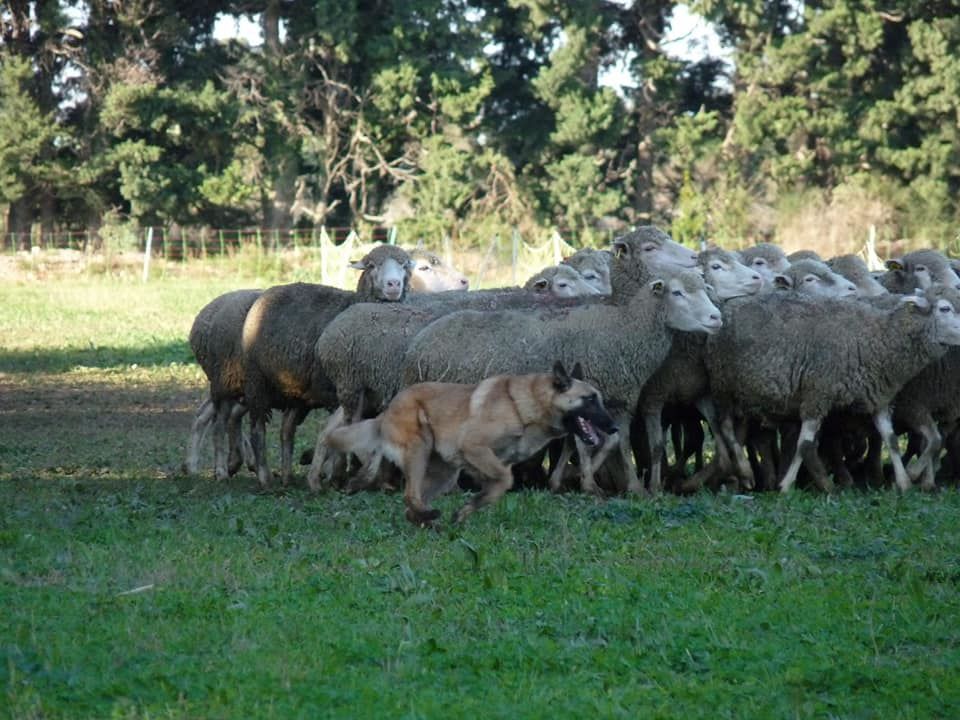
[[532, 277, 549, 291], [571, 362, 584, 380], [552, 361, 572, 392]]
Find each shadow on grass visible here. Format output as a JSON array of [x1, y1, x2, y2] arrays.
[[0, 341, 194, 373]]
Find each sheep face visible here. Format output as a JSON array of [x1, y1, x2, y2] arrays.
[[611, 226, 698, 274], [655, 273, 722, 334], [562, 248, 612, 296], [923, 285, 960, 346], [885, 250, 960, 292], [350, 245, 414, 301], [738, 243, 790, 283], [408, 249, 469, 292], [827, 255, 887, 298], [700, 248, 763, 299], [773, 259, 857, 299], [527, 264, 602, 298]]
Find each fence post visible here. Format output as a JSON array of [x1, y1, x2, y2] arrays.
[[511, 227, 520, 285], [142, 226, 153, 282], [388, 226, 398, 245]]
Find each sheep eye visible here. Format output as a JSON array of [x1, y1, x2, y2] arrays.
[[418, 265, 431, 272], [804, 275, 816, 283], [939, 304, 952, 313], [754, 259, 766, 267], [711, 263, 721, 271], [671, 289, 683, 297], [583, 273, 597, 280], [643, 244, 656, 252], [917, 265, 928, 272]]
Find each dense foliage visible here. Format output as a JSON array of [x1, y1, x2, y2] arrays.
[[2, 1, 959, 248]]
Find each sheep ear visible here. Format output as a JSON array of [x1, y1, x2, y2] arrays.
[[532, 278, 549, 291], [349, 260, 367, 270], [773, 274, 792, 289], [900, 293, 931, 312], [612, 240, 629, 258], [571, 362, 585, 380], [552, 361, 572, 392], [649, 279, 665, 296], [886, 258, 904, 272]]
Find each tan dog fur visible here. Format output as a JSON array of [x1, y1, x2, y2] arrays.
[[325, 363, 614, 525]]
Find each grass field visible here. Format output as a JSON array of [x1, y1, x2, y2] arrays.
[[2, 273, 960, 718]]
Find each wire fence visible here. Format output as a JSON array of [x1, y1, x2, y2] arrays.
[[1, 224, 583, 289], [0, 226, 398, 259]]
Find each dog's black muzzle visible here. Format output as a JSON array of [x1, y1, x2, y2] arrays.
[[563, 394, 617, 448]]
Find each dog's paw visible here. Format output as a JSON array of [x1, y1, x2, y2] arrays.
[[405, 507, 441, 527]]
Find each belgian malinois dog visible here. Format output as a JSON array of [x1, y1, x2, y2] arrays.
[[325, 362, 617, 525]]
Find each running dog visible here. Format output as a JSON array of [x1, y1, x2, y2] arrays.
[[325, 362, 617, 525]]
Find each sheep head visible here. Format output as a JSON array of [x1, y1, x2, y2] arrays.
[[653, 271, 722, 334], [350, 244, 414, 302]]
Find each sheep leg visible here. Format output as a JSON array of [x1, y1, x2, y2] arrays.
[[279, 407, 308, 486], [719, 415, 754, 486], [185, 397, 215, 475], [695, 398, 731, 473], [212, 400, 232, 482], [618, 423, 645, 495], [797, 421, 834, 493], [753, 424, 783, 492], [874, 409, 911, 492], [249, 414, 271, 489], [906, 418, 941, 491], [345, 446, 384, 495], [680, 413, 705, 474], [453, 446, 515, 523], [307, 407, 346, 491], [644, 411, 666, 495], [942, 424, 960, 484], [226, 401, 250, 476], [779, 418, 820, 492]]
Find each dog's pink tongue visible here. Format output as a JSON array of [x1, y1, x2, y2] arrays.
[[577, 416, 599, 446]]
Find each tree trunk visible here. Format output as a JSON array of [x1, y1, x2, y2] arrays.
[[7, 196, 33, 250], [262, 0, 281, 54], [39, 191, 56, 247]]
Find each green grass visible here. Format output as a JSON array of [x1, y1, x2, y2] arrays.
[[2, 276, 960, 718]]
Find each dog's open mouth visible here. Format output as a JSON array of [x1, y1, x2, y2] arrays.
[[574, 415, 601, 447]]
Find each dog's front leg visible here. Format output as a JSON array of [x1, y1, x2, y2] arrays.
[[454, 446, 514, 523], [547, 439, 573, 493]]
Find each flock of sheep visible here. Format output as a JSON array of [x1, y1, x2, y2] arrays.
[[185, 226, 960, 503]]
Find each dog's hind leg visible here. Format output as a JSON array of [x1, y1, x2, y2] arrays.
[[403, 442, 441, 526], [454, 447, 514, 523]]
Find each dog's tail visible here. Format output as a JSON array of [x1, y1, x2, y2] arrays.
[[325, 417, 384, 492]]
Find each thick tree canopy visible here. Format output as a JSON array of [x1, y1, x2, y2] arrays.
[[1, 1, 958, 248]]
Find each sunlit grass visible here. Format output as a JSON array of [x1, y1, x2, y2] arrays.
[[2, 273, 959, 718]]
